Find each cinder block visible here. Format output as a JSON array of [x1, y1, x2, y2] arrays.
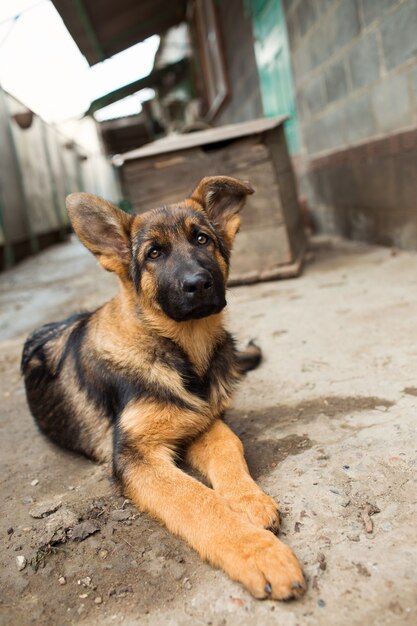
[[346, 91, 376, 144], [362, 0, 400, 26], [372, 72, 412, 133], [296, 0, 317, 36], [411, 64, 417, 104], [331, 0, 360, 49], [315, 0, 336, 17], [325, 58, 348, 103], [381, 0, 417, 71], [321, 106, 347, 151], [303, 75, 326, 115], [286, 13, 298, 49], [349, 32, 380, 89], [304, 121, 326, 154], [295, 87, 309, 122], [292, 46, 313, 82], [309, 21, 332, 69], [305, 105, 347, 154]]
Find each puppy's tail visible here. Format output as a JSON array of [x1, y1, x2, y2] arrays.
[[236, 340, 262, 374]]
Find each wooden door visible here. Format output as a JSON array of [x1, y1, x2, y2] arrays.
[[251, 0, 300, 153]]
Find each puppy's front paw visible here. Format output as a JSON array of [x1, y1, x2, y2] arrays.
[[222, 529, 305, 600], [224, 490, 280, 533]]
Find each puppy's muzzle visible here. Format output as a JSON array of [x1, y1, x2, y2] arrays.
[[182, 270, 213, 296]]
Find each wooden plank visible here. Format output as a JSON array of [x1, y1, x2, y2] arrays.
[[122, 139, 276, 222], [230, 224, 292, 276], [120, 116, 286, 161], [228, 245, 305, 287], [126, 160, 284, 231], [122, 137, 269, 182], [265, 126, 305, 260]]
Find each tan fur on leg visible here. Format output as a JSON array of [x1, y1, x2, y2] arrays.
[[122, 446, 304, 600], [186, 420, 280, 533]]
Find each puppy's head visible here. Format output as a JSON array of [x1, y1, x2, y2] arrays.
[[67, 176, 253, 322]]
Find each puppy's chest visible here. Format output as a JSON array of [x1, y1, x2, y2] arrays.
[[182, 352, 241, 417]]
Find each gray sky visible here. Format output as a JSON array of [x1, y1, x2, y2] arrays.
[[0, 0, 159, 122]]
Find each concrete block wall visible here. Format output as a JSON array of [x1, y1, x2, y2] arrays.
[[283, 0, 417, 250], [284, 0, 417, 156]]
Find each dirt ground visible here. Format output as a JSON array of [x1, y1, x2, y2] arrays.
[[0, 235, 416, 626]]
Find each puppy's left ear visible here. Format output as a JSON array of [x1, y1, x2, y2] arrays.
[[191, 176, 254, 246], [66, 192, 133, 276]]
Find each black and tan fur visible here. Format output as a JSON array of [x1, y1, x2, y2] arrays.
[[21, 176, 305, 600]]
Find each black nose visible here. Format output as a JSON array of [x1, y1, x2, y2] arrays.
[[182, 271, 213, 294]]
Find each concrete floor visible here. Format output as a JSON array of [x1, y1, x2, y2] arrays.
[[0, 235, 416, 626]]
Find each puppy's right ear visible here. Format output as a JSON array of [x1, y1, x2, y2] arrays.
[[66, 193, 133, 275]]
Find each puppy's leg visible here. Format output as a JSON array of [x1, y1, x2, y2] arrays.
[[186, 420, 280, 533], [117, 403, 304, 600], [118, 446, 304, 600]]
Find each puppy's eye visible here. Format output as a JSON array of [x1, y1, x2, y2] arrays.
[[196, 233, 209, 245], [148, 247, 161, 259]]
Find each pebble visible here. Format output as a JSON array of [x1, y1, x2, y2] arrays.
[[99, 549, 108, 559], [168, 561, 186, 581], [58, 576, 67, 585], [355, 563, 371, 577], [317, 553, 327, 571], [30, 479, 39, 487], [16, 555, 27, 571], [182, 577, 192, 590], [71, 520, 100, 541], [108, 585, 133, 597], [94, 596, 103, 605], [39, 508, 79, 545], [7, 528, 13, 535], [318, 598, 326, 608], [30, 498, 62, 518], [110, 509, 131, 522]]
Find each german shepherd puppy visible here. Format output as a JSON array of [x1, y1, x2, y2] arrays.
[[21, 176, 305, 600]]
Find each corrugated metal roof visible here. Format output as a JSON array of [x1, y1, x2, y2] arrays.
[[51, 0, 187, 65]]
